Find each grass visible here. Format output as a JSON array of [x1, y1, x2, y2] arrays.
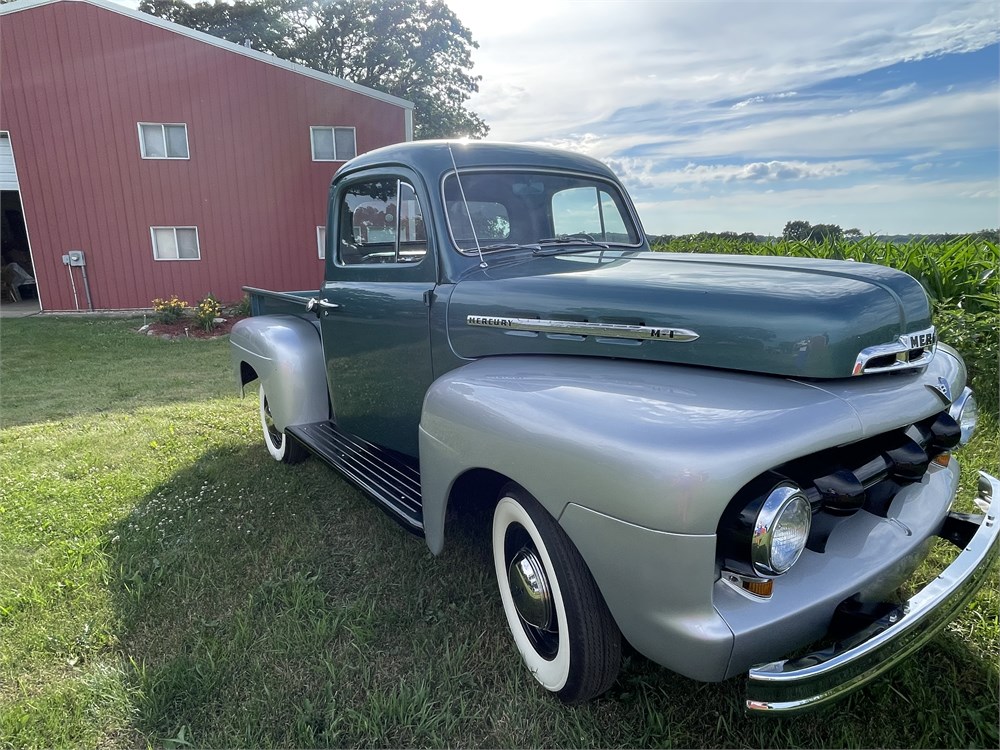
[[0, 315, 997, 749]]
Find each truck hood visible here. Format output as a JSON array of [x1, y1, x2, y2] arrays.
[[445, 251, 934, 379]]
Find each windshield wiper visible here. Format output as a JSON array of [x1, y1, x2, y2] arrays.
[[533, 235, 611, 255], [476, 242, 537, 252]]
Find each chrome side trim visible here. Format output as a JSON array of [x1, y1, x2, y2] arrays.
[[745, 471, 1000, 714], [852, 326, 936, 375], [466, 315, 699, 342]]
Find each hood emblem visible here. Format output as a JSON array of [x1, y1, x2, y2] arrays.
[[467, 315, 699, 342], [926, 377, 952, 404], [852, 325, 937, 376]]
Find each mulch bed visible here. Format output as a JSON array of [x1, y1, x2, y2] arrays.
[[141, 316, 246, 340]]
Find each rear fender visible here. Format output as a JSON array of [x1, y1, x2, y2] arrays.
[[230, 315, 330, 431]]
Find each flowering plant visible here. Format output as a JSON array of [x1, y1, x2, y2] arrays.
[[194, 294, 223, 331], [151, 296, 188, 324]]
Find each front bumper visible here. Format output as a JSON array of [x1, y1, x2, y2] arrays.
[[746, 471, 999, 714]]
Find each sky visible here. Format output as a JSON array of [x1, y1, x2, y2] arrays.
[[444, 0, 1000, 236]]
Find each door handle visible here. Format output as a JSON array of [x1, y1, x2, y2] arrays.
[[306, 298, 341, 313]]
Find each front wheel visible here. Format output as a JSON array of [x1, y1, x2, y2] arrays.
[[492, 483, 621, 703], [258, 383, 307, 464]]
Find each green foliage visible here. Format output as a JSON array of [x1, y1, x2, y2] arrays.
[[193, 294, 223, 331], [226, 294, 252, 318], [151, 296, 188, 324], [138, 0, 488, 139], [137, 0, 297, 56], [782, 219, 813, 241], [782, 220, 843, 242], [934, 306, 999, 417]]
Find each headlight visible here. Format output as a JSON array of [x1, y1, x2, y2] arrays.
[[751, 484, 812, 576], [949, 388, 978, 445]]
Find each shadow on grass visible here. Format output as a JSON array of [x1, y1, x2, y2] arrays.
[[105, 443, 1000, 749]]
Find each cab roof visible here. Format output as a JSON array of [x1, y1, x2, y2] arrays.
[[337, 140, 620, 182]]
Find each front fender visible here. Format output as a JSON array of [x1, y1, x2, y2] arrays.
[[418, 352, 965, 553], [230, 315, 330, 431]]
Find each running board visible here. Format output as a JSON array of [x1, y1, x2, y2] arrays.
[[286, 421, 423, 534]]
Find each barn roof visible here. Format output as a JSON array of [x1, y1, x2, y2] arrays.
[[0, 0, 414, 111]]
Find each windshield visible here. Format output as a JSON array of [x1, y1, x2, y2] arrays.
[[443, 170, 642, 254]]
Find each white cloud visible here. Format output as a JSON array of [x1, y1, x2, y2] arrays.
[[877, 83, 918, 102], [635, 88, 998, 160], [732, 96, 765, 110], [732, 91, 798, 109], [448, 0, 1000, 141], [607, 158, 880, 190]]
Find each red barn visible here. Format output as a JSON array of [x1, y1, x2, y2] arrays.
[[0, 0, 413, 311]]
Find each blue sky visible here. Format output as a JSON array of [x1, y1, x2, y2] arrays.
[[448, 0, 999, 235]]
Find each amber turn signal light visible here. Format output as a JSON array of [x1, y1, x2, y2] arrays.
[[741, 578, 774, 597]]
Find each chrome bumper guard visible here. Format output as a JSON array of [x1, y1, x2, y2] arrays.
[[746, 471, 1000, 714]]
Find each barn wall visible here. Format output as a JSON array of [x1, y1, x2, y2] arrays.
[[0, 0, 408, 309]]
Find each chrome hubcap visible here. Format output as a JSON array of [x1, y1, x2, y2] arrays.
[[508, 547, 554, 632]]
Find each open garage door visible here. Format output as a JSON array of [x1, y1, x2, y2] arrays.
[[1, 132, 39, 311], [0, 133, 18, 190]]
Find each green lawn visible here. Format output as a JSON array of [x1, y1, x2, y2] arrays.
[[0, 316, 997, 749]]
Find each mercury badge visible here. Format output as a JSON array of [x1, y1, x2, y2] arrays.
[[466, 315, 699, 342]]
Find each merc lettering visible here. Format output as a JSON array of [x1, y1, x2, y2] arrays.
[[469, 316, 512, 328]]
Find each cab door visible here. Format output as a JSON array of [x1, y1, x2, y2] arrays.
[[320, 169, 437, 457]]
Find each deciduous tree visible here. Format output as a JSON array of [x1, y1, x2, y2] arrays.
[[782, 220, 843, 242], [782, 220, 812, 241]]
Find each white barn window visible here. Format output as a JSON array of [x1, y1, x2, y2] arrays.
[[317, 226, 327, 259], [151, 227, 200, 260], [311, 126, 356, 161], [139, 123, 189, 159]]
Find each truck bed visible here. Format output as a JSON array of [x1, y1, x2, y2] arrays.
[[243, 286, 317, 318]]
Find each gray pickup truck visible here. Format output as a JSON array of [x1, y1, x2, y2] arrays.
[[230, 141, 997, 713]]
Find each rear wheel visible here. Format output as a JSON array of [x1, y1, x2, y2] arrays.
[[259, 383, 307, 464], [492, 483, 621, 703]]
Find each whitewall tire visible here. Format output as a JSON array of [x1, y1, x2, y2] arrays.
[[258, 383, 307, 464], [492, 483, 621, 703]]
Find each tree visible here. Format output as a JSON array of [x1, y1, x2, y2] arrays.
[[782, 220, 844, 242], [139, 0, 299, 57], [810, 223, 843, 242], [139, 0, 488, 140], [782, 220, 812, 241]]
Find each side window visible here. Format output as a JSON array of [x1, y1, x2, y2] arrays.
[[338, 178, 426, 265], [598, 190, 632, 243], [317, 226, 326, 259], [552, 186, 601, 237], [552, 186, 637, 243]]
